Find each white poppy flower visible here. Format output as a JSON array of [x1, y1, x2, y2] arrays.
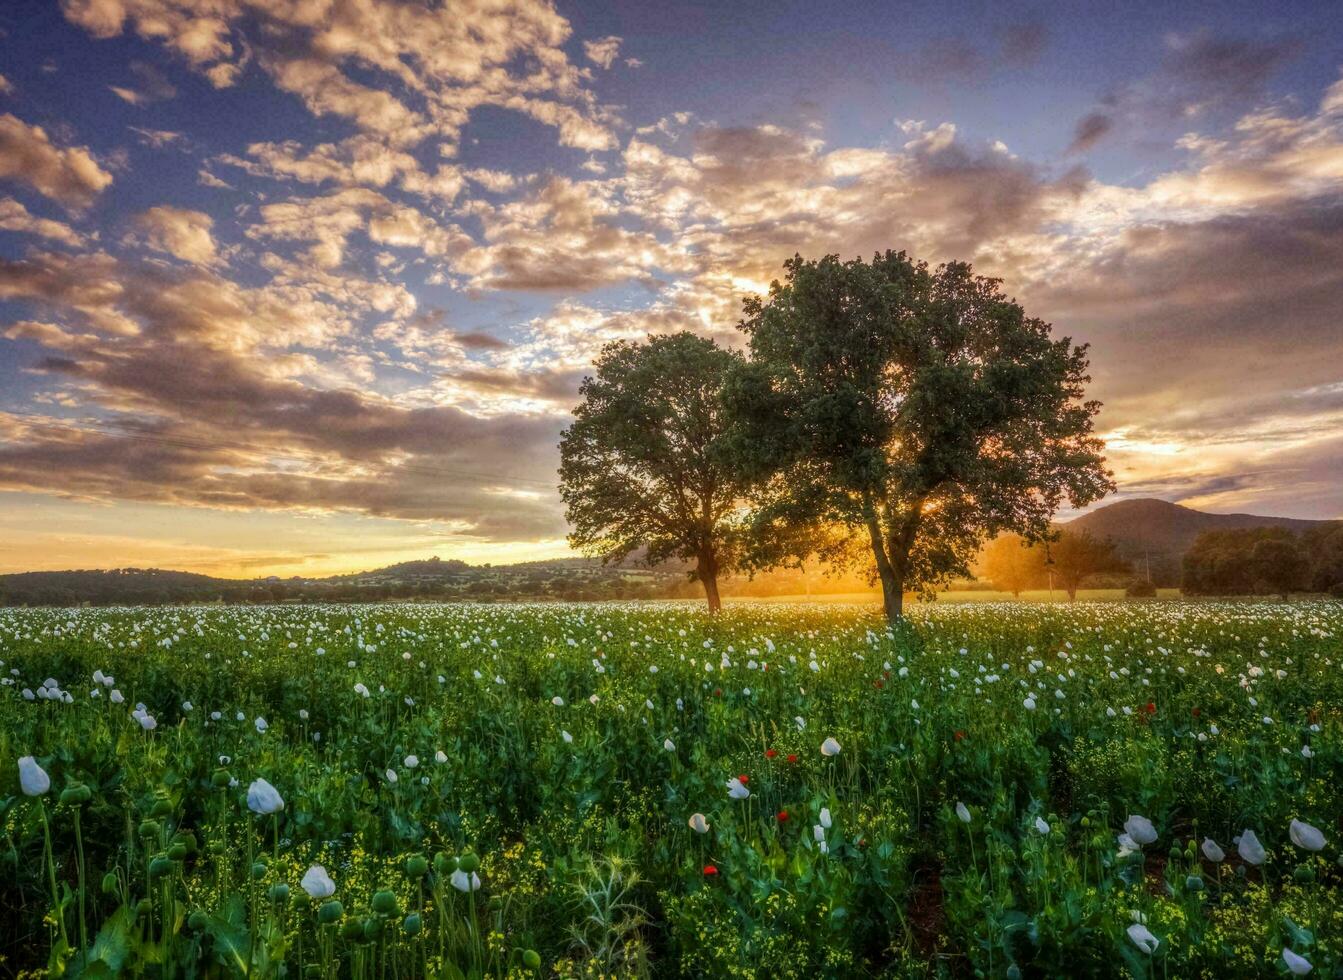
[[246, 778, 284, 815], [18, 756, 49, 797], [301, 864, 336, 899], [1237, 829, 1266, 865], [820, 737, 841, 757], [1289, 819, 1326, 852], [688, 812, 709, 833], [1127, 923, 1159, 954], [1283, 948, 1313, 975], [1124, 815, 1157, 846], [450, 869, 481, 893]]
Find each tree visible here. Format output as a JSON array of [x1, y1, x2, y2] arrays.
[[1183, 527, 1312, 596], [558, 332, 748, 612], [727, 251, 1113, 622], [979, 533, 1046, 596], [1048, 530, 1127, 601]]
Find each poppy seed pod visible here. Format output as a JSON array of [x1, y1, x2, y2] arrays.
[[402, 913, 422, 935], [522, 949, 542, 970], [457, 852, 479, 873], [405, 854, 429, 879], [371, 890, 399, 916], [60, 783, 92, 806], [318, 899, 344, 924], [434, 852, 457, 875]]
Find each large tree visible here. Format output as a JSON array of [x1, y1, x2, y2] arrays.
[[558, 332, 747, 612], [728, 251, 1114, 621]]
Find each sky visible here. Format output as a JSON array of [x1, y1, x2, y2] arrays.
[[0, 0, 1341, 578]]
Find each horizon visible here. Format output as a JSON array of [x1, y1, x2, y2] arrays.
[[1, 496, 1327, 580], [2, 0, 1343, 578]]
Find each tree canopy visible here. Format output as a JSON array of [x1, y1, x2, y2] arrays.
[[557, 332, 748, 611], [726, 251, 1114, 621]]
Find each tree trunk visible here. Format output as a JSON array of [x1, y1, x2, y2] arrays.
[[697, 549, 722, 613], [863, 500, 905, 623], [878, 568, 904, 621]]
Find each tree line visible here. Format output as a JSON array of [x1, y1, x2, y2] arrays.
[[1183, 525, 1343, 597], [558, 251, 1114, 621]]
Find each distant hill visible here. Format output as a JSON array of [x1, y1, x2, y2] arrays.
[[1063, 498, 1328, 586]]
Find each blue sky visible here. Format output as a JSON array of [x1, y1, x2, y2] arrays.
[[0, 0, 1341, 576]]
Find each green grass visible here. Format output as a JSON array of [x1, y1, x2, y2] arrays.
[[2, 600, 1340, 977]]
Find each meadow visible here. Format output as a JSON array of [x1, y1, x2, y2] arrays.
[[2, 599, 1340, 978]]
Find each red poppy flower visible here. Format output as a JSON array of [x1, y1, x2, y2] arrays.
[[777, 810, 789, 822], [1191, 707, 1201, 717], [703, 864, 718, 876], [765, 748, 778, 759], [737, 774, 749, 784], [786, 754, 798, 764], [873, 679, 884, 689], [1144, 702, 1156, 715], [953, 730, 965, 742], [713, 688, 722, 698]]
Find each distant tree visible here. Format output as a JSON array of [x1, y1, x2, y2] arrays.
[[1301, 523, 1343, 593], [1184, 527, 1312, 596], [1049, 530, 1127, 600], [979, 533, 1046, 596], [558, 332, 749, 612], [1249, 536, 1308, 596], [727, 251, 1113, 622]]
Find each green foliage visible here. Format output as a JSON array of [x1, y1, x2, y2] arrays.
[[1183, 526, 1333, 596], [558, 332, 749, 610], [727, 251, 1114, 620], [2, 599, 1342, 978]]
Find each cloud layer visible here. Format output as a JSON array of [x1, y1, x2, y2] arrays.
[[0, 5, 1339, 573]]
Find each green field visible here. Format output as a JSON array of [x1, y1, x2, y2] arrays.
[[3, 600, 1340, 977]]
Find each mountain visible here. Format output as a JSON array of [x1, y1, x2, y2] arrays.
[[1063, 498, 1328, 585]]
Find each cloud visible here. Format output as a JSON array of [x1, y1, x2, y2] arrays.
[[0, 197, 86, 246], [133, 205, 219, 266], [1068, 31, 1302, 152], [61, 0, 616, 155], [129, 126, 189, 150], [1067, 112, 1113, 154], [999, 21, 1049, 66], [0, 113, 113, 209], [0, 247, 568, 537], [584, 36, 622, 70]]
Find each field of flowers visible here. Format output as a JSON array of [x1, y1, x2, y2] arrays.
[[2, 600, 1341, 978]]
